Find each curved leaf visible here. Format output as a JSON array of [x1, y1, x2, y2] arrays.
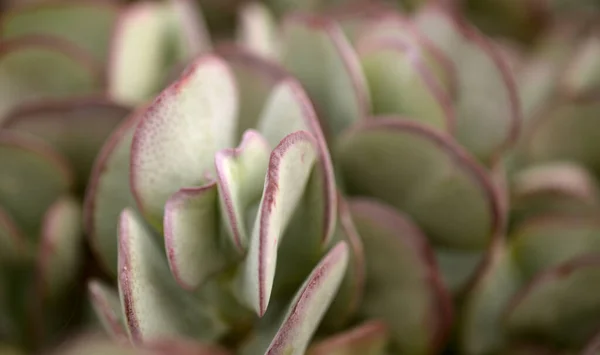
[[337, 118, 502, 250], [236, 2, 279, 60], [130, 54, 237, 229], [88, 279, 127, 340], [307, 320, 389, 355], [0, 206, 28, 263], [561, 34, 600, 97], [349, 198, 452, 354]]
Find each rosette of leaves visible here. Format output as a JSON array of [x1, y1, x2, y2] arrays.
[[85, 1, 528, 354]]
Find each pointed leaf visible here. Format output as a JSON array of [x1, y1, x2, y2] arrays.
[[88, 279, 127, 340], [237, 131, 320, 316], [2, 98, 130, 187], [215, 130, 270, 253], [256, 78, 337, 244], [130, 55, 237, 229], [117, 208, 227, 343], [308, 320, 389, 355], [236, 2, 279, 60], [0, 37, 100, 120], [504, 255, 600, 347], [415, 4, 521, 162], [357, 38, 455, 132], [0, 132, 73, 238], [216, 45, 287, 140], [0, 1, 118, 62], [337, 118, 502, 250], [349, 198, 452, 354], [164, 181, 227, 290], [523, 99, 600, 177], [280, 14, 369, 140], [35, 195, 82, 299]]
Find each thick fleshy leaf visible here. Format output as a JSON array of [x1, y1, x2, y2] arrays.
[[35, 196, 82, 298], [337, 118, 501, 250], [459, 240, 521, 355], [504, 255, 600, 347], [84, 108, 143, 276], [321, 194, 365, 331], [0, 1, 118, 62], [236, 2, 279, 60], [435, 248, 484, 293], [357, 37, 455, 132], [50, 334, 137, 355], [326, 2, 404, 44], [144, 337, 232, 355], [308, 320, 389, 355], [256, 78, 336, 244], [415, 4, 521, 162], [349, 198, 452, 354], [562, 34, 600, 97], [280, 14, 369, 140], [242, 241, 349, 355], [0, 37, 100, 120], [164, 181, 227, 290], [108, 1, 209, 105], [130, 55, 237, 229], [236, 131, 319, 315], [523, 99, 600, 177], [215, 130, 270, 253], [117, 208, 226, 343], [0, 132, 73, 238], [88, 279, 127, 340], [0, 206, 28, 263], [511, 163, 600, 223], [2, 98, 130, 187], [216, 45, 287, 140], [354, 14, 456, 97]]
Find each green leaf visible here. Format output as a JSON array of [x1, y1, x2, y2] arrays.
[[84, 109, 142, 276], [117, 208, 227, 343], [504, 255, 600, 348], [143, 337, 232, 355], [307, 320, 389, 355], [215, 130, 271, 253], [2, 98, 130, 189], [349, 198, 452, 354], [0, 1, 118, 62], [357, 37, 455, 132], [164, 181, 227, 290], [236, 2, 280, 60], [216, 45, 287, 141], [280, 14, 369, 140], [0, 132, 73, 239], [35, 195, 82, 299], [130, 55, 237, 230], [561, 34, 600, 97], [88, 279, 127, 341], [0, 206, 29, 264], [236, 131, 320, 315], [415, 4, 521, 162], [337, 118, 502, 250], [0, 37, 100, 120]]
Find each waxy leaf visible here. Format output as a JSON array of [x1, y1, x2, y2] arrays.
[[280, 14, 369, 140], [144, 337, 232, 355], [130, 55, 237, 229], [117, 208, 227, 343], [562, 34, 600, 97], [504, 255, 600, 347], [216, 45, 287, 140], [88, 279, 127, 340], [2, 98, 130, 187], [35, 196, 82, 298], [84, 108, 142, 276], [337, 118, 501, 250], [236, 2, 279, 60], [308, 320, 389, 355], [0, 206, 28, 263], [236, 131, 319, 315], [0, 1, 118, 62], [0, 37, 100, 120], [0, 132, 73, 238], [415, 4, 521, 162], [358, 37, 455, 132], [349, 198, 452, 354], [523, 99, 600, 177], [164, 181, 227, 290], [215, 130, 270, 253]]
